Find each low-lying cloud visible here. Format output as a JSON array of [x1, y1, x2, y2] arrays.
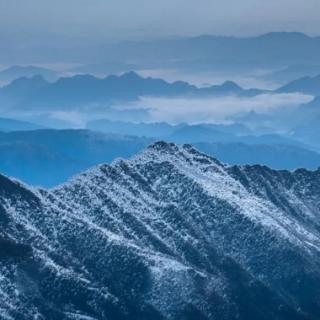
[[5, 92, 313, 128], [127, 93, 313, 124]]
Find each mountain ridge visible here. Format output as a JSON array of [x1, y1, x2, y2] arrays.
[[278, 74, 320, 95], [0, 141, 320, 319], [0, 72, 264, 111], [0, 65, 58, 84]]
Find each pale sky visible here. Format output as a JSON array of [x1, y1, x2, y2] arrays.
[[0, 0, 319, 44]]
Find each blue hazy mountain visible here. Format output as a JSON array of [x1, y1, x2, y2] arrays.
[[0, 75, 50, 101], [0, 129, 319, 187], [96, 32, 320, 72], [87, 120, 301, 146], [0, 72, 264, 111], [229, 94, 320, 153], [87, 120, 252, 138], [168, 125, 236, 143], [87, 120, 185, 137], [166, 124, 303, 146], [3, 33, 320, 78], [277, 74, 320, 95], [264, 64, 320, 84], [0, 130, 152, 187], [0, 142, 87, 187], [69, 61, 137, 75], [54, 32, 320, 76], [289, 97, 320, 149], [0, 117, 44, 132], [195, 142, 320, 170], [0, 65, 58, 83]]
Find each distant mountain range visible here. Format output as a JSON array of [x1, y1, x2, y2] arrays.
[[87, 119, 252, 138], [0, 130, 152, 187], [288, 97, 320, 149], [0, 117, 44, 132], [228, 92, 320, 151], [263, 64, 320, 84], [1, 142, 320, 319], [1, 32, 320, 68], [0, 72, 265, 111], [195, 142, 320, 170], [2, 69, 320, 117], [91, 32, 320, 73], [3, 32, 320, 87], [253, 77, 320, 142], [0, 66, 319, 176], [278, 74, 320, 95], [87, 120, 306, 147], [0, 65, 58, 84], [0, 128, 319, 187]]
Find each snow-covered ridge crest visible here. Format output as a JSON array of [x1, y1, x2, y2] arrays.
[[1, 141, 320, 319], [56, 141, 320, 251]]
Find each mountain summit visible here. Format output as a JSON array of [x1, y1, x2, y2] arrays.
[[0, 142, 320, 319]]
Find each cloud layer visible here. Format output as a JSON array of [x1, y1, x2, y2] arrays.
[[130, 93, 313, 124], [5, 93, 313, 128]]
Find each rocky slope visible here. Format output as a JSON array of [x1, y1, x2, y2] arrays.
[[0, 142, 320, 319]]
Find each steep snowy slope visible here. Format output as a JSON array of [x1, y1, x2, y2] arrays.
[[0, 142, 320, 319]]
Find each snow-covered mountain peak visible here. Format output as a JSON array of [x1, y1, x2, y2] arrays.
[[53, 142, 320, 252], [1, 143, 320, 319], [128, 140, 224, 172]]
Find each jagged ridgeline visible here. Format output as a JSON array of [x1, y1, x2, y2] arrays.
[[0, 142, 320, 320]]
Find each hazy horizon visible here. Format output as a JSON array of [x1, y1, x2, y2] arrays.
[[1, 0, 320, 42]]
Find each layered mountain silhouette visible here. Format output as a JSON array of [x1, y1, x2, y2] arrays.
[[228, 92, 320, 151], [2, 69, 320, 127], [0, 117, 44, 132], [73, 32, 320, 73], [0, 142, 320, 319], [0, 129, 319, 187], [278, 74, 320, 95], [0, 65, 58, 83], [0, 130, 152, 187], [0, 72, 263, 111], [263, 64, 320, 84], [289, 97, 320, 149], [86, 120, 252, 138], [3, 32, 320, 72], [195, 142, 320, 170]]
